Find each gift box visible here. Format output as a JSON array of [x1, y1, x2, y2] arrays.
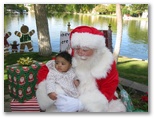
[[6, 60, 44, 103], [10, 97, 40, 112]]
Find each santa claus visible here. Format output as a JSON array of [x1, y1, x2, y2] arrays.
[[36, 26, 126, 112]]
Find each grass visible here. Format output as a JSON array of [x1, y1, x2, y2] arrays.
[[117, 56, 148, 86], [4, 52, 148, 112]]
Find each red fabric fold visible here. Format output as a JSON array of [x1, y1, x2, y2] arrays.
[[37, 65, 49, 84], [96, 61, 119, 102]]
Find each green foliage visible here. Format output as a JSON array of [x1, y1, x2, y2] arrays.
[[81, 4, 95, 13], [94, 4, 108, 14], [130, 4, 148, 12], [65, 4, 75, 13], [73, 4, 95, 13], [4, 4, 148, 17], [107, 4, 116, 14], [129, 4, 148, 17], [46, 4, 95, 14], [122, 6, 130, 15], [4, 4, 28, 12], [46, 4, 67, 13]]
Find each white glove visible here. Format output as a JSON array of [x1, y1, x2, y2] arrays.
[[54, 94, 84, 112]]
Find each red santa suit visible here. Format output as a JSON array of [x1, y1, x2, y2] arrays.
[[36, 26, 126, 112]]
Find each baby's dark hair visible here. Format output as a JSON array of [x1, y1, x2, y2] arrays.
[[55, 51, 72, 64], [13, 41, 17, 44]]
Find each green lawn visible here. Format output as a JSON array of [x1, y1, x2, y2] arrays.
[[117, 56, 148, 85]]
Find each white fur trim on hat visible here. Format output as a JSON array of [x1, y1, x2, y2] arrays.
[[71, 32, 106, 50]]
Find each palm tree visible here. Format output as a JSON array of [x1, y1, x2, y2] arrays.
[[34, 4, 52, 56], [113, 4, 123, 63]]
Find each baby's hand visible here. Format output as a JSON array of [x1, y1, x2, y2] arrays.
[[48, 92, 57, 100], [74, 79, 80, 87]]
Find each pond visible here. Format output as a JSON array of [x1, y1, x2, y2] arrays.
[[4, 12, 148, 60]]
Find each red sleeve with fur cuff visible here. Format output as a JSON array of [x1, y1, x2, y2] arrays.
[[37, 65, 49, 84], [96, 61, 119, 102]]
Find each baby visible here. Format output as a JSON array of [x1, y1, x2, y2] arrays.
[[46, 51, 79, 100]]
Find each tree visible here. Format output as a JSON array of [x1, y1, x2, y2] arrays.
[[130, 4, 148, 17], [81, 4, 95, 13], [122, 6, 130, 15], [65, 4, 75, 13], [34, 4, 52, 56], [42, 4, 96, 14], [74, 4, 83, 13], [4, 4, 28, 13], [46, 4, 67, 13], [107, 4, 116, 15], [113, 4, 123, 63], [95, 4, 108, 14]]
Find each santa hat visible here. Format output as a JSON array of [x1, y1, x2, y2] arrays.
[[70, 26, 106, 51]]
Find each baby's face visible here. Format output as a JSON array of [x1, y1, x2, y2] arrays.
[[55, 57, 71, 72]]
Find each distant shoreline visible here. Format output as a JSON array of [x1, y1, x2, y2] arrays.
[[73, 12, 148, 21], [119, 56, 148, 62]]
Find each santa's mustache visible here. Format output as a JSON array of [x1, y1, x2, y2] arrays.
[[77, 55, 88, 60]]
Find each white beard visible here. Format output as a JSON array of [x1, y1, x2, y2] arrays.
[[74, 50, 99, 70], [73, 50, 110, 112], [73, 50, 100, 94], [72, 48, 114, 93]]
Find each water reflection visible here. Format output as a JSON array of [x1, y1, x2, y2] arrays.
[[127, 20, 148, 43], [4, 12, 148, 60]]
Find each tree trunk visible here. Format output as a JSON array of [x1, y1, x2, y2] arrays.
[[113, 4, 123, 63], [34, 4, 52, 56]]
